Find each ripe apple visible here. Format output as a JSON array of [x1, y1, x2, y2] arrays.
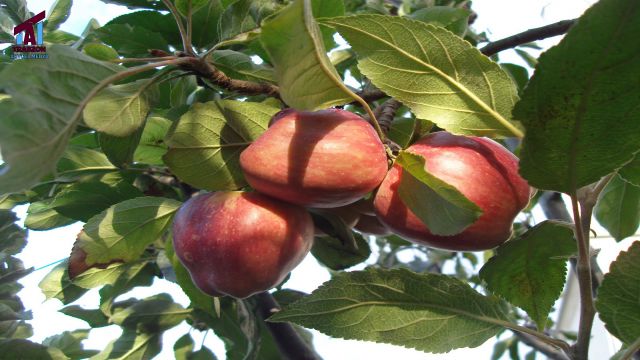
[[374, 132, 531, 251], [172, 191, 314, 298], [240, 109, 388, 208]]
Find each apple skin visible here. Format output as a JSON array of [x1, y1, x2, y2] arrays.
[[374, 132, 531, 251], [172, 191, 314, 299], [240, 109, 388, 208]]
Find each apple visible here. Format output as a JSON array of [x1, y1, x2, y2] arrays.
[[353, 215, 392, 237], [240, 109, 388, 208], [374, 132, 531, 251], [172, 191, 314, 298]]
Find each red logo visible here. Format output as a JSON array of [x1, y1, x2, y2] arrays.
[[12, 11, 48, 59]]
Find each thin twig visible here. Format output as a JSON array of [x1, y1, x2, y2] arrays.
[[68, 58, 187, 142], [570, 193, 596, 360], [110, 56, 178, 63], [514, 332, 571, 360], [498, 320, 571, 355], [480, 19, 577, 57], [620, 337, 640, 360], [161, 0, 192, 55], [254, 292, 321, 360], [186, 0, 193, 54]]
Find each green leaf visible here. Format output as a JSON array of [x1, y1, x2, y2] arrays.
[[56, 145, 117, 180], [83, 43, 119, 61], [596, 241, 640, 344], [44, 29, 80, 45], [189, 347, 217, 360], [619, 153, 640, 187], [408, 6, 471, 36], [218, 0, 283, 42], [111, 293, 189, 332], [500, 63, 529, 94], [43, 329, 99, 359], [514, 0, 640, 193], [479, 221, 576, 330], [1, 0, 30, 23], [50, 173, 142, 222], [190, 0, 225, 49], [595, 175, 640, 241], [194, 299, 256, 360], [84, 79, 157, 137], [44, 0, 72, 31], [105, 10, 180, 48], [76, 197, 181, 265], [0, 46, 120, 194], [166, 238, 216, 314], [24, 200, 76, 231], [134, 116, 171, 165], [0, 339, 67, 360], [260, 0, 354, 110], [396, 151, 483, 236], [99, 261, 157, 315], [0, 210, 27, 255], [95, 23, 169, 58], [387, 116, 416, 149], [210, 50, 275, 83], [173, 334, 194, 360], [60, 305, 110, 327], [164, 100, 278, 190], [169, 76, 197, 108], [91, 329, 161, 360], [98, 127, 145, 168], [0, 9, 15, 43], [39, 262, 88, 305], [311, 233, 371, 270], [270, 268, 510, 353], [175, 0, 209, 16], [323, 15, 521, 138]]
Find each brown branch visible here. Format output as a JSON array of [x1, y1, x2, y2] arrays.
[[570, 193, 595, 360], [538, 192, 604, 294], [182, 57, 280, 97], [254, 292, 322, 360], [480, 19, 577, 57], [375, 99, 402, 134]]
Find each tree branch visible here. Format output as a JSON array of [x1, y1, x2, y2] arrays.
[[182, 57, 280, 97], [514, 332, 571, 360], [538, 192, 604, 294], [254, 292, 322, 360], [161, 0, 193, 55], [570, 193, 595, 360], [480, 19, 577, 57]]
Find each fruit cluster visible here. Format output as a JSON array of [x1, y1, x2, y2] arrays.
[[172, 109, 530, 298]]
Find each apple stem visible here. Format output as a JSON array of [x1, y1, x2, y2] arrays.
[[254, 292, 322, 360]]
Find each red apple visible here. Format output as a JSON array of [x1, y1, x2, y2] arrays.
[[374, 132, 531, 251], [172, 191, 313, 298], [239, 109, 388, 208], [354, 215, 392, 237]]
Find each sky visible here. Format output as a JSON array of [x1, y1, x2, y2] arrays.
[[10, 0, 632, 359]]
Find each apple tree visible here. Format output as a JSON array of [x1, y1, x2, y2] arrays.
[[0, 0, 639, 359]]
